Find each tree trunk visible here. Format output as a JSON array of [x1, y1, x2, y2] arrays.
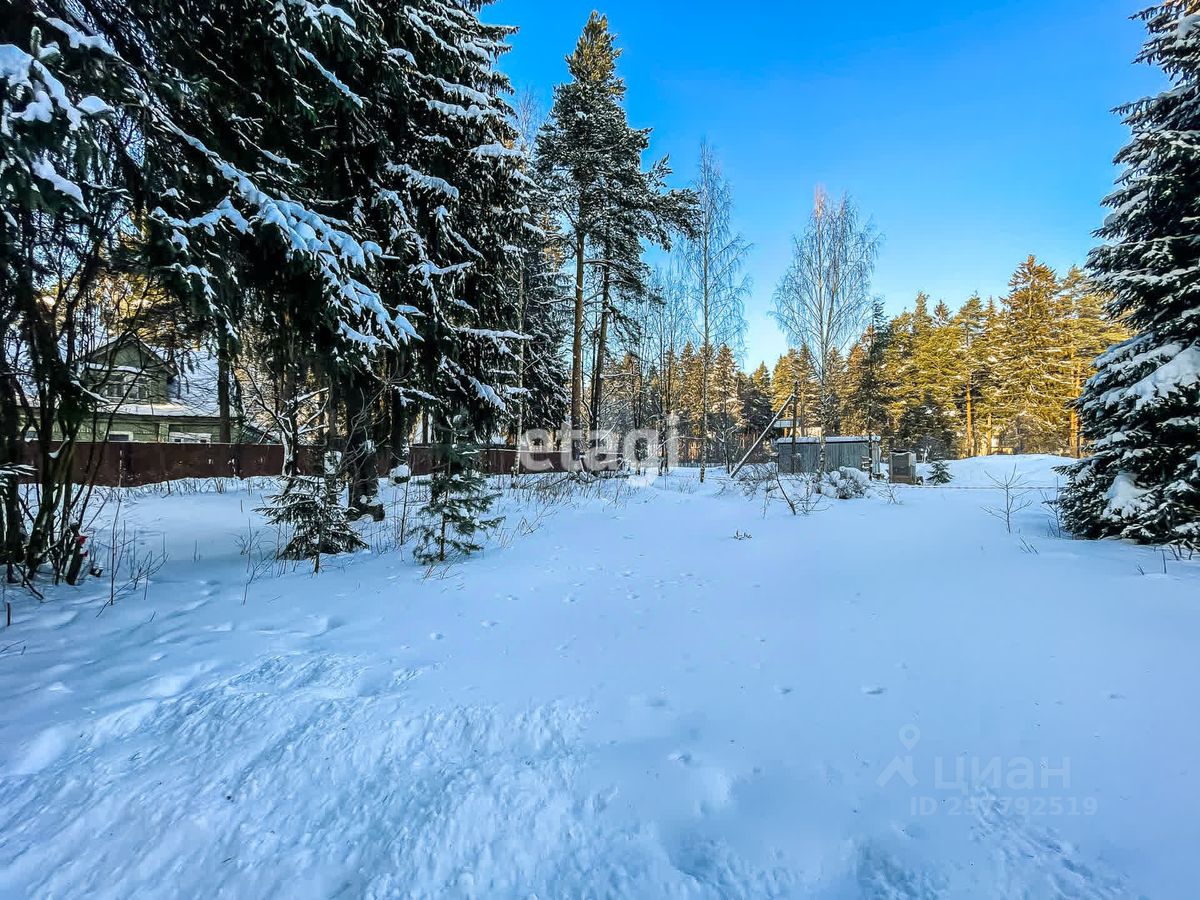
[[1070, 364, 1082, 458], [570, 226, 586, 460], [660, 350, 672, 476], [343, 371, 379, 513], [817, 373, 830, 475], [590, 296, 610, 433], [700, 247, 711, 484], [217, 329, 233, 444], [790, 389, 798, 475], [281, 358, 299, 478], [700, 347, 709, 483], [512, 266, 526, 482], [964, 373, 974, 458], [0, 361, 26, 571]]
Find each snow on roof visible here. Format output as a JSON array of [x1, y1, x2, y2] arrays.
[[105, 401, 214, 419], [102, 344, 221, 418], [772, 436, 879, 445], [172, 348, 220, 415]]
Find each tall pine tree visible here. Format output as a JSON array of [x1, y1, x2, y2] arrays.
[[535, 13, 693, 449]]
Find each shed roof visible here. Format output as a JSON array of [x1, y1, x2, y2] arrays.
[[772, 436, 879, 445]]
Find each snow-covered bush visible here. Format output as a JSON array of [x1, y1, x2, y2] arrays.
[[817, 467, 871, 500]]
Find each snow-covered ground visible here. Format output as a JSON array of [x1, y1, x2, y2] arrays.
[[2, 457, 1197, 898]]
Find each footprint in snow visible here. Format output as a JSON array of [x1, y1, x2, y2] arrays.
[[862, 685, 886, 696], [480, 620, 498, 628], [776, 685, 793, 696], [429, 632, 444, 641]]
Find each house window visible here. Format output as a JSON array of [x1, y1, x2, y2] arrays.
[[104, 373, 152, 401], [169, 432, 211, 444], [107, 431, 134, 443]]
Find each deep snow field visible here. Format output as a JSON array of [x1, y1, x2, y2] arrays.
[[1, 456, 1197, 899]]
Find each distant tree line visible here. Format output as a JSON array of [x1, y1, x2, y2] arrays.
[[593, 256, 1127, 462]]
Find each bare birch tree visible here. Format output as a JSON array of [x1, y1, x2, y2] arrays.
[[512, 88, 545, 158], [681, 142, 749, 483], [772, 188, 880, 469], [643, 264, 691, 473]]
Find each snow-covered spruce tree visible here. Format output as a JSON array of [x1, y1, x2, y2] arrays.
[[929, 459, 953, 485], [505, 89, 570, 439], [343, 1, 543, 551], [373, 2, 538, 456], [1060, 2, 1200, 548], [512, 213, 571, 436], [413, 417, 501, 564], [258, 453, 366, 571]]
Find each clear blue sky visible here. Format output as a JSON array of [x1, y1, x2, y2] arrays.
[[485, 1, 1161, 369]]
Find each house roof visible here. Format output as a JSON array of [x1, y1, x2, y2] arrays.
[[97, 341, 222, 419], [87, 333, 178, 376]]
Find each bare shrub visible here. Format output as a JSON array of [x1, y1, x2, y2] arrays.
[[983, 467, 1034, 534]]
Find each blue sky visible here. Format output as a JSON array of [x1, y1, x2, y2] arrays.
[[485, 1, 1161, 369]]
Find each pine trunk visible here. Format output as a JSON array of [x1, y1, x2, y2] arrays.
[[964, 374, 974, 458], [570, 228, 586, 460], [591, 296, 610, 432], [1069, 364, 1082, 459]]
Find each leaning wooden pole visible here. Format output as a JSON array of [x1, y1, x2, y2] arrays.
[[730, 392, 796, 480]]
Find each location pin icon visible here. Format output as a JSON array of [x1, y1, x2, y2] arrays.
[[899, 725, 921, 750]]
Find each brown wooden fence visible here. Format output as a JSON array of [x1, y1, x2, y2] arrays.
[[407, 445, 621, 477], [18, 442, 347, 487], [18, 441, 622, 487]]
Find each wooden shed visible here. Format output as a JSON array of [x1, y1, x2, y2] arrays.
[[772, 436, 881, 475]]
